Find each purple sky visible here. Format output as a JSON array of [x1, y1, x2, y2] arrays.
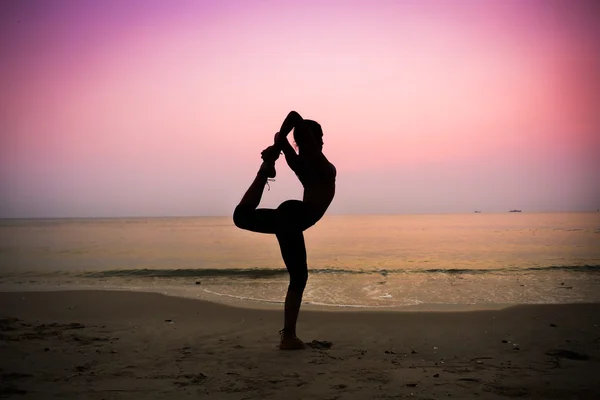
[[1, 0, 599, 217]]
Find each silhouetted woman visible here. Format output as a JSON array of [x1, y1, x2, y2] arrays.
[[233, 111, 336, 349]]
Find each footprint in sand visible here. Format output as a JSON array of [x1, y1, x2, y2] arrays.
[[173, 373, 208, 387], [307, 340, 333, 350], [545, 349, 590, 360]]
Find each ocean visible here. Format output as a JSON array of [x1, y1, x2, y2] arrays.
[[1, 213, 599, 308]]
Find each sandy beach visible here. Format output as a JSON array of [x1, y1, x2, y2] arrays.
[[1, 291, 599, 399]]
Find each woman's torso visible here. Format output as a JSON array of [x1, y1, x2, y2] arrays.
[[296, 153, 336, 220]]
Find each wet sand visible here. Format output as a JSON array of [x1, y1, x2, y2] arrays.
[[1, 290, 599, 399]]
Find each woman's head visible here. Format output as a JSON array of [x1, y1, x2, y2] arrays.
[[293, 119, 323, 151]]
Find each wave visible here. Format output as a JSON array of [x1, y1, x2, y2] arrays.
[[82, 265, 600, 279]]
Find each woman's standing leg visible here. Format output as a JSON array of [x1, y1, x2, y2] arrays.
[[276, 229, 309, 349], [274, 200, 315, 350], [276, 200, 314, 349]]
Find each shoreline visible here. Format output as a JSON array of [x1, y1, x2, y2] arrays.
[[1, 290, 599, 399], [0, 284, 543, 312]]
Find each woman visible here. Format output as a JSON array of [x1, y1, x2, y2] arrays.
[[233, 110, 336, 350]]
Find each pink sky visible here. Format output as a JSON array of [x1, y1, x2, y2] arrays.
[[1, 0, 599, 217]]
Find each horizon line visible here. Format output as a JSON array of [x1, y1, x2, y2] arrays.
[[1, 210, 599, 220]]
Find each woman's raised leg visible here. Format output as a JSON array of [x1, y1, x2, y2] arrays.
[[232, 148, 280, 233]]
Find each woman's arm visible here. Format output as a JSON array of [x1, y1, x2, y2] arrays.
[[278, 134, 300, 172], [276, 111, 304, 172], [278, 111, 303, 138]]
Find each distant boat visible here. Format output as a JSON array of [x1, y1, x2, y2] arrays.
[[474, 210, 482, 213], [509, 210, 522, 213]]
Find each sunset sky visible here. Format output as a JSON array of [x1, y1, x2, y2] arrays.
[[1, 0, 599, 217]]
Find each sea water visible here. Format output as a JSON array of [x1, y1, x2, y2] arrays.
[[1, 213, 599, 308]]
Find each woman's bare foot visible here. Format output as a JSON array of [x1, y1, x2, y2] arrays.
[[278, 329, 306, 350], [279, 336, 306, 350], [258, 160, 276, 179], [259, 145, 280, 178]]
